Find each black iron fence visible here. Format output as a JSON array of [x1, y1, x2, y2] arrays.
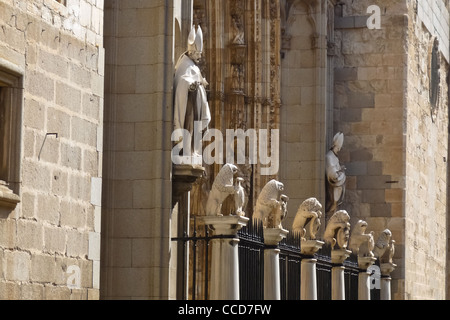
[[237, 220, 265, 300], [172, 218, 373, 300]]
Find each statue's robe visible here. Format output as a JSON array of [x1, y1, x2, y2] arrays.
[[325, 150, 346, 215], [173, 53, 211, 135]]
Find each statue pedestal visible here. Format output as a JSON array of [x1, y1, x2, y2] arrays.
[[358, 256, 377, 300], [380, 262, 397, 300], [199, 215, 249, 300], [172, 164, 205, 299], [331, 249, 351, 300], [172, 164, 205, 200], [300, 240, 324, 300], [263, 228, 289, 300]]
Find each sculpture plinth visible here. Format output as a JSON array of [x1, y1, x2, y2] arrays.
[[200, 215, 249, 236], [301, 240, 325, 257], [172, 164, 205, 201], [358, 256, 377, 271], [263, 228, 288, 300], [300, 240, 324, 300], [199, 215, 249, 300], [264, 228, 289, 246], [331, 249, 351, 300]]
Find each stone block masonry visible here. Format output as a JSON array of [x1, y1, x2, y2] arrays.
[[0, 0, 104, 299], [333, 0, 408, 300], [334, 0, 450, 300]]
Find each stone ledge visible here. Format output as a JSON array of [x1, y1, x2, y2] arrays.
[[0, 182, 20, 212]]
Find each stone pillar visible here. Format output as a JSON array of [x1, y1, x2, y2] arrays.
[[300, 240, 325, 300], [380, 262, 396, 300], [172, 165, 205, 299], [358, 256, 376, 300], [263, 228, 289, 300], [331, 249, 351, 300], [200, 215, 249, 300]]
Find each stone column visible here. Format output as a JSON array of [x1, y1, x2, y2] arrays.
[[358, 256, 377, 300], [263, 228, 289, 300], [300, 240, 325, 300], [172, 164, 205, 299], [331, 249, 351, 300], [380, 262, 396, 300], [200, 215, 249, 300]]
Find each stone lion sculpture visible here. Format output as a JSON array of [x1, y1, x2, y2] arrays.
[[349, 220, 375, 257], [324, 210, 351, 250], [373, 229, 394, 263], [292, 198, 323, 241], [253, 180, 286, 228], [205, 163, 238, 216]]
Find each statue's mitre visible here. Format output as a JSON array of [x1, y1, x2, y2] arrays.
[[188, 25, 204, 53], [332, 132, 344, 150]]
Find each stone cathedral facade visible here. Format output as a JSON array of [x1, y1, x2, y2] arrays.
[[0, 0, 449, 300]]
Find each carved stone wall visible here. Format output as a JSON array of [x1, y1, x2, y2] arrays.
[[189, 0, 282, 218]]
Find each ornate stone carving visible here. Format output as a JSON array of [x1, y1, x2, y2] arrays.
[[373, 229, 392, 259], [324, 210, 351, 250], [374, 229, 397, 275], [292, 198, 323, 241], [374, 229, 396, 263], [349, 220, 375, 258], [205, 163, 239, 216], [253, 180, 288, 229], [234, 177, 246, 217], [325, 132, 346, 217], [267, 194, 289, 229]]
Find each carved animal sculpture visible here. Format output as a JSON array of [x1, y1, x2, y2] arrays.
[[373, 229, 392, 260], [267, 194, 289, 229], [205, 163, 238, 216], [234, 177, 246, 217], [385, 239, 395, 264], [349, 220, 375, 257], [324, 210, 351, 249], [292, 198, 323, 241], [253, 180, 285, 228]]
